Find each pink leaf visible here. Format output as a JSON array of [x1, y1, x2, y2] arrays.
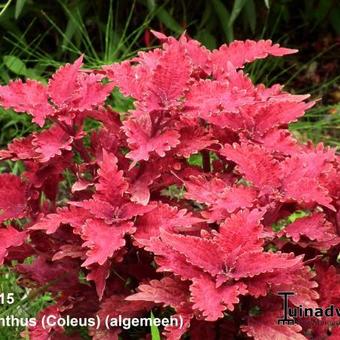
[[0, 174, 27, 223], [190, 275, 247, 321], [212, 39, 297, 70], [221, 143, 281, 191], [126, 276, 190, 310], [81, 219, 133, 267], [0, 79, 53, 127], [48, 55, 83, 107], [32, 125, 73, 162], [0, 226, 26, 264], [160, 230, 224, 276], [241, 309, 306, 340], [123, 117, 180, 165]]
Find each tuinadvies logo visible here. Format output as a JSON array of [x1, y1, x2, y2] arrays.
[[277, 292, 340, 325]]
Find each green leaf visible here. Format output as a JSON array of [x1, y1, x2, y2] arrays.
[[188, 153, 203, 167], [195, 30, 217, 49], [244, 0, 256, 34], [150, 312, 161, 340], [229, 0, 247, 27], [211, 0, 233, 42], [156, 7, 183, 34], [264, 0, 270, 8], [3, 55, 27, 75], [14, 0, 26, 19]]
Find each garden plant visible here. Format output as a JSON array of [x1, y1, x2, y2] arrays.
[[0, 31, 339, 339]]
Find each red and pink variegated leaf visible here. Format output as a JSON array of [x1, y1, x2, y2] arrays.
[[179, 35, 210, 73], [145, 238, 203, 280], [17, 256, 79, 290], [184, 175, 232, 205], [282, 147, 336, 182], [271, 269, 319, 308], [241, 309, 307, 340], [315, 264, 340, 308], [221, 143, 281, 191], [123, 117, 180, 165], [204, 186, 257, 222], [133, 203, 202, 245], [0, 135, 39, 160], [211, 39, 297, 70], [231, 252, 303, 279], [52, 244, 84, 261], [246, 264, 318, 308], [48, 55, 83, 107], [147, 42, 191, 108], [81, 219, 134, 267], [283, 177, 334, 210], [103, 61, 148, 100], [185, 80, 253, 121], [329, 327, 340, 340], [0, 79, 53, 127], [163, 312, 192, 340], [68, 73, 114, 111], [151, 31, 211, 73], [126, 276, 191, 310], [259, 129, 301, 155], [128, 160, 168, 205], [0, 174, 28, 223], [70, 199, 115, 223], [190, 275, 247, 321], [160, 230, 223, 277], [0, 226, 27, 264], [216, 209, 265, 257], [95, 149, 128, 205], [30, 206, 91, 234], [175, 127, 217, 158], [87, 261, 111, 300], [32, 125, 73, 162], [283, 213, 339, 247], [254, 101, 315, 134]]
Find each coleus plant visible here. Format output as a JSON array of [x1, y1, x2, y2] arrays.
[[0, 31, 339, 340]]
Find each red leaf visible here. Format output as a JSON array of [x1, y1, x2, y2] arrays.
[[212, 39, 297, 70], [241, 309, 306, 340], [87, 261, 111, 300], [231, 252, 303, 279], [0, 226, 26, 264], [283, 213, 340, 248], [160, 230, 224, 276], [95, 150, 128, 205], [30, 206, 91, 234], [0, 79, 53, 127], [0, 174, 27, 223], [32, 125, 73, 162], [175, 127, 217, 158], [185, 80, 253, 123], [134, 203, 202, 245], [81, 219, 134, 267], [148, 42, 190, 108], [126, 276, 191, 310], [124, 117, 180, 165], [221, 143, 281, 191], [190, 275, 247, 321], [48, 55, 83, 107]]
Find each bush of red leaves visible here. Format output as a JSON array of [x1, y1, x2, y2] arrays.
[[0, 32, 339, 339]]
